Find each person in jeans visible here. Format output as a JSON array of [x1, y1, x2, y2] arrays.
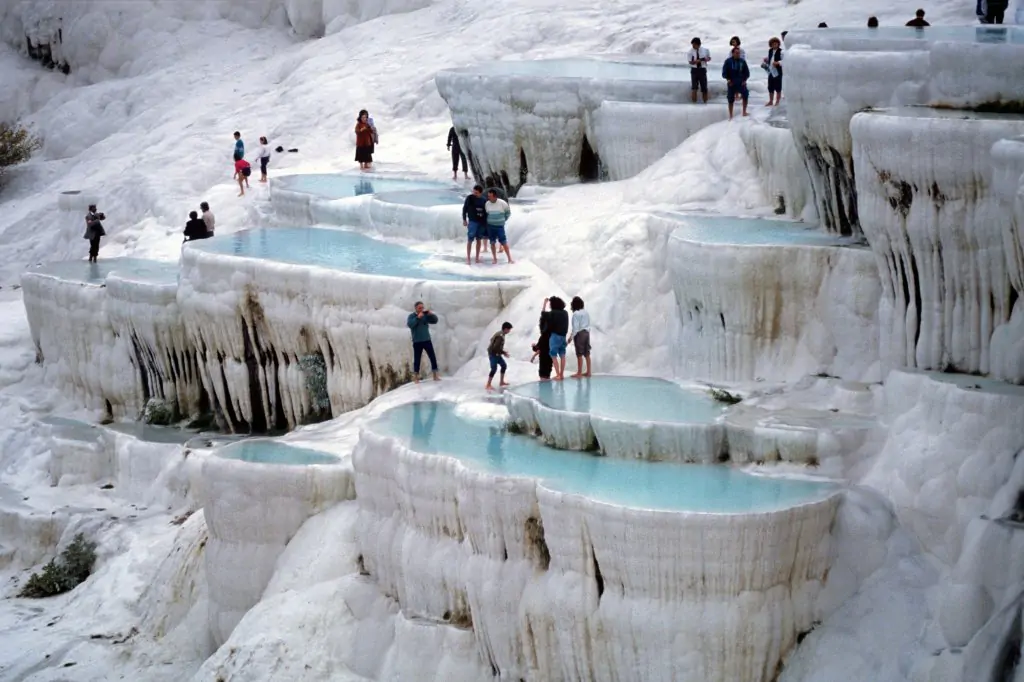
[[407, 301, 440, 383], [568, 296, 591, 378], [547, 296, 569, 381], [688, 37, 710, 103], [253, 136, 271, 183], [485, 322, 513, 391], [485, 188, 513, 264], [447, 127, 469, 180], [722, 46, 750, 120], [762, 37, 783, 107], [462, 184, 488, 265]]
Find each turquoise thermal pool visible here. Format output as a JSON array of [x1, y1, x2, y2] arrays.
[[506, 376, 728, 425], [217, 439, 340, 466], [372, 402, 838, 513], [661, 213, 863, 247], [375, 189, 466, 207], [273, 173, 451, 200], [447, 58, 691, 82], [25, 258, 179, 285]]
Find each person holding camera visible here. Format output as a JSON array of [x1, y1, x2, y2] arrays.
[[762, 37, 783, 107], [407, 301, 441, 383], [83, 204, 106, 263]]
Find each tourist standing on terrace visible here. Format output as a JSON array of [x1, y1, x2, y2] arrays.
[[981, 0, 1009, 23], [233, 157, 251, 196], [485, 322, 513, 391], [83, 204, 105, 263], [253, 136, 271, 183], [533, 297, 554, 380], [728, 36, 746, 60], [568, 296, 591, 378], [355, 110, 375, 171], [183, 211, 210, 242], [485, 189, 514, 264], [722, 46, 750, 120], [447, 127, 469, 180], [200, 201, 215, 236], [688, 38, 710, 103], [233, 131, 244, 161], [462, 184, 488, 265], [762, 37, 784, 107], [906, 9, 931, 26], [407, 301, 441, 383], [867, 16, 879, 27], [547, 296, 570, 381]]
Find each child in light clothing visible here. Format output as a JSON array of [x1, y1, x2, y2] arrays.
[[568, 296, 591, 378], [485, 322, 513, 390]]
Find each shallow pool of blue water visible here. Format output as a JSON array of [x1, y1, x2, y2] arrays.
[[508, 376, 727, 425], [26, 259, 179, 285], [373, 402, 837, 513], [375, 189, 466, 207], [453, 58, 691, 82], [275, 174, 451, 199], [218, 439, 340, 466], [662, 213, 861, 247], [189, 227, 520, 281]]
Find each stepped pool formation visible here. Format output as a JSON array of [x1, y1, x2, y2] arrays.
[[505, 376, 729, 461], [355, 400, 839, 682], [654, 212, 881, 383]]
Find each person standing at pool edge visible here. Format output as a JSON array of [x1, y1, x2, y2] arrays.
[[547, 296, 569, 381], [485, 322, 513, 391], [407, 301, 441, 383], [233, 131, 244, 161], [485, 189, 513, 264], [234, 156, 251, 196], [722, 46, 750, 120], [762, 37, 783, 107], [83, 204, 106, 263], [355, 110, 375, 171], [688, 37, 710, 104], [462, 184, 488, 265], [568, 296, 591, 378], [447, 127, 469, 180]]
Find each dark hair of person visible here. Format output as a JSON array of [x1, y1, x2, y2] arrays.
[[414, 301, 423, 307], [358, 109, 368, 120], [501, 322, 513, 330], [867, 16, 879, 27], [729, 36, 741, 45], [818, 22, 828, 27], [200, 201, 209, 211], [916, 8, 925, 16], [570, 296, 584, 311], [549, 296, 566, 311], [189, 210, 198, 219], [88, 204, 96, 211], [691, 37, 701, 45], [260, 136, 268, 144], [487, 189, 497, 197], [781, 30, 788, 39], [473, 184, 483, 192], [233, 131, 240, 137]]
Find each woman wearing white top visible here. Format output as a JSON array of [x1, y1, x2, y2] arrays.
[[568, 296, 592, 378], [728, 36, 746, 60], [253, 136, 271, 183]]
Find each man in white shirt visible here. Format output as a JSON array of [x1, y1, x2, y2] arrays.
[[688, 37, 711, 103]]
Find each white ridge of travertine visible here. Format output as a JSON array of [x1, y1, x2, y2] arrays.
[[353, 424, 839, 682], [851, 110, 1024, 380], [366, 197, 463, 241], [196, 446, 352, 646], [177, 245, 526, 431], [925, 41, 1024, 111], [655, 216, 881, 383], [21, 270, 142, 417], [785, 46, 929, 235], [990, 136, 1024, 384], [738, 117, 813, 220], [587, 101, 728, 181]]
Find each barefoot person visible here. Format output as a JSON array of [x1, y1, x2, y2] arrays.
[[533, 297, 554, 380], [355, 110, 375, 171], [722, 46, 750, 120], [462, 184, 488, 265], [407, 301, 441, 383], [254, 136, 271, 182], [485, 322, 513, 391], [688, 37, 711, 104], [83, 204, 106, 263], [762, 37, 783, 106], [485, 189, 513, 264], [447, 126, 469, 180], [233, 157, 252, 196], [547, 296, 569, 381], [568, 296, 591, 377], [233, 131, 244, 161]]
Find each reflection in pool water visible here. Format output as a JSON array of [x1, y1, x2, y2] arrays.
[[25, 258, 179, 285], [274, 174, 451, 200]]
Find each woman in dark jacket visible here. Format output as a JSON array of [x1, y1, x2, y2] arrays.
[[83, 204, 106, 263], [355, 110, 374, 171], [533, 297, 554, 380]]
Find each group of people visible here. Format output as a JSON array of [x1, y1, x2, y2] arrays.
[[232, 131, 272, 196], [183, 202, 216, 242], [461, 184, 513, 265], [405, 295, 594, 389], [687, 34, 785, 119]]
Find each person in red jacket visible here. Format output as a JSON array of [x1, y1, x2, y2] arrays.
[[234, 157, 251, 196], [355, 110, 374, 171]]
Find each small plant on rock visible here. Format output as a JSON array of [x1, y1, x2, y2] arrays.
[[707, 386, 742, 405], [0, 121, 42, 187], [19, 533, 97, 598]]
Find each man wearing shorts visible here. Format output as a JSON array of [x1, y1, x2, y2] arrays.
[[688, 37, 710, 103], [485, 188, 514, 264], [462, 184, 488, 265], [722, 46, 750, 120]]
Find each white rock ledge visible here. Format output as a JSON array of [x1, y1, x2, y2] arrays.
[[198, 439, 352, 646], [739, 115, 812, 219], [353, 402, 841, 682], [851, 108, 1024, 380], [654, 213, 881, 383]]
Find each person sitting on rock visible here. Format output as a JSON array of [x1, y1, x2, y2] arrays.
[[485, 189, 513, 265], [183, 210, 210, 242], [906, 8, 930, 26], [485, 322, 513, 391], [200, 201, 215, 236], [688, 37, 711, 104], [447, 127, 469, 181], [407, 301, 440, 383], [722, 46, 750, 120]]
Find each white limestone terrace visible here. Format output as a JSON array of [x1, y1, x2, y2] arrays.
[[21, 258, 181, 419], [739, 105, 813, 219], [434, 57, 737, 193], [269, 173, 471, 240], [785, 25, 1024, 237], [198, 438, 351, 646], [179, 227, 528, 431], [652, 212, 881, 383], [851, 107, 1024, 383], [355, 399, 840, 682], [991, 135, 1024, 383]]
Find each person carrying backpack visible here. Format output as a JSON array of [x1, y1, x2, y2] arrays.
[[485, 322, 513, 391]]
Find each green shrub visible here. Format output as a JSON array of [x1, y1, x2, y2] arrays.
[[707, 386, 742, 405], [0, 122, 42, 185], [19, 533, 97, 598]]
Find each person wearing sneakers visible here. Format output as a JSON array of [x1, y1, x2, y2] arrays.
[[688, 37, 711, 103]]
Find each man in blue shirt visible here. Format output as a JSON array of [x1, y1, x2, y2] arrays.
[[462, 184, 488, 265], [233, 131, 244, 161], [406, 301, 441, 382], [722, 46, 750, 120]]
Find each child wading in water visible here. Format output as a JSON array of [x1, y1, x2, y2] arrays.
[[568, 296, 591, 377], [234, 157, 252, 196], [485, 322, 513, 390]]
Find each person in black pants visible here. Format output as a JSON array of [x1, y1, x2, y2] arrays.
[[532, 297, 554, 380], [83, 204, 106, 263], [407, 301, 441, 383], [447, 127, 469, 181], [984, 0, 1009, 23]]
